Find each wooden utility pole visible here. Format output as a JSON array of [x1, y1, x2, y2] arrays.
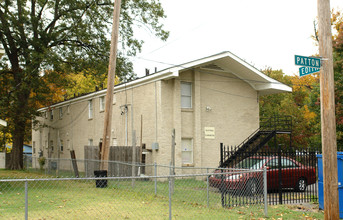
[[100, 0, 122, 171], [317, 0, 340, 219]]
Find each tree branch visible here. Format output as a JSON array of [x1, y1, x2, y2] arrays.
[[0, 8, 19, 70], [16, 0, 30, 62], [44, 1, 92, 34], [47, 0, 60, 35], [31, 0, 38, 39], [51, 39, 97, 50], [37, 0, 48, 21]]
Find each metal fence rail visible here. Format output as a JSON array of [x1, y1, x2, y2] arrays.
[[25, 156, 228, 177], [0, 170, 267, 219]]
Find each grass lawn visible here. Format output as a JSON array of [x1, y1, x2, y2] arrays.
[[0, 169, 324, 219]]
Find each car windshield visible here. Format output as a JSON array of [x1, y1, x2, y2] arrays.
[[235, 158, 266, 169]]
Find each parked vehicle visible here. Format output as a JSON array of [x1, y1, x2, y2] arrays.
[[209, 156, 316, 195]]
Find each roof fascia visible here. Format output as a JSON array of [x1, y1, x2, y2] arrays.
[[255, 83, 292, 94]]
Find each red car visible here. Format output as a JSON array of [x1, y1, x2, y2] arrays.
[[209, 156, 316, 195]]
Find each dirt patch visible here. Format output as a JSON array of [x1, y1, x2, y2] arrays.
[[286, 203, 322, 214]]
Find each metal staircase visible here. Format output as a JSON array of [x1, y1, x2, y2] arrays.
[[220, 116, 292, 168]]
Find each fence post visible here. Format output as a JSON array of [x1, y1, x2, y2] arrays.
[[278, 144, 282, 204], [207, 175, 209, 208], [25, 180, 28, 220], [132, 130, 136, 188], [154, 162, 157, 195], [263, 167, 268, 218], [169, 162, 174, 194], [169, 176, 172, 220], [220, 143, 223, 166], [45, 158, 47, 175]]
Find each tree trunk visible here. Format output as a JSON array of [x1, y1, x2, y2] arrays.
[[8, 129, 24, 170], [8, 74, 30, 170]]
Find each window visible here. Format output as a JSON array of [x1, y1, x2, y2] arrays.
[[45, 111, 48, 119], [88, 139, 93, 146], [181, 138, 193, 165], [59, 107, 63, 119], [88, 100, 93, 119], [67, 105, 70, 114], [112, 138, 117, 146], [60, 140, 64, 152], [50, 140, 54, 152], [281, 158, 298, 168], [100, 96, 105, 112], [181, 82, 192, 108], [266, 159, 279, 169], [33, 141, 36, 154], [50, 110, 54, 120]]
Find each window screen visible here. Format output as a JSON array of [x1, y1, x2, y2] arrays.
[[181, 138, 193, 164], [181, 82, 192, 108]]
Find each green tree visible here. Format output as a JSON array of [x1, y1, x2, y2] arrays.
[[0, 0, 169, 169], [332, 10, 343, 147]]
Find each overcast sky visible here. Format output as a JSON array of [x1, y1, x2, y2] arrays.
[[129, 0, 343, 78]]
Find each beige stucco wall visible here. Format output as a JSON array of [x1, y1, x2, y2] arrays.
[[32, 68, 260, 174], [166, 68, 259, 170], [198, 69, 259, 168], [32, 94, 106, 164]]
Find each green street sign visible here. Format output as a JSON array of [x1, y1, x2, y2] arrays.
[[295, 55, 321, 68], [299, 67, 320, 77]]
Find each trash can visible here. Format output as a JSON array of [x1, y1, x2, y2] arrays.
[[94, 170, 108, 188], [317, 152, 343, 218]]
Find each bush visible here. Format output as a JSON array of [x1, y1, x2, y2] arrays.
[[38, 157, 45, 170]]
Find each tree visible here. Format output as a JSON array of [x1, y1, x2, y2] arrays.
[[0, 0, 169, 169], [64, 69, 120, 98], [332, 9, 343, 147], [260, 69, 320, 149]]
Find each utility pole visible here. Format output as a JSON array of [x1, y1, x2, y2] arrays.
[[317, 0, 340, 219], [100, 0, 122, 171]]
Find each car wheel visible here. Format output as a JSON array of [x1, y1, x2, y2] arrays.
[[295, 178, 307, 192], [246, 179, 258, 196]]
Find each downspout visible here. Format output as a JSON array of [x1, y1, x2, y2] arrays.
[[131, 89, 134, 146], [125, 105, 128, 146], [155, 81, 158, 143]]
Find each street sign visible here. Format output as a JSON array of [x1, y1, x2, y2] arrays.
[[299, 66, 320, 77], [295, 55, 321, 68]]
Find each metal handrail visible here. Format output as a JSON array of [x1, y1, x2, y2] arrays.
[[222, 116, 292, 165]]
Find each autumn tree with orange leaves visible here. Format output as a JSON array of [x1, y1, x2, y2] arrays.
[[259, 9, 343, 150], [260, 69, 320, 150]]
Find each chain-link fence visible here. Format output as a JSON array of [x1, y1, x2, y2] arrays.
[[0, 169, 267, 219], [25, 156, 258, 178]]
